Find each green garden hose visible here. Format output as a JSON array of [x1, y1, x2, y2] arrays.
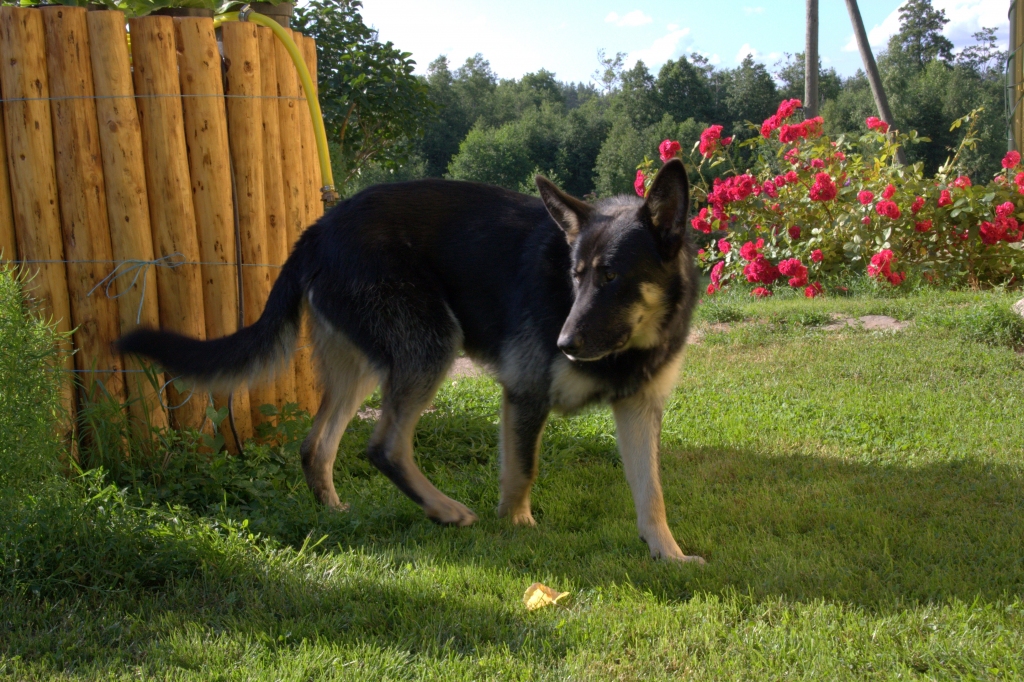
[[215, 9, 339, 207]]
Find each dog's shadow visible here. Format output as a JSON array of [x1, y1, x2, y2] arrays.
[[317, 397, 1024, 611]]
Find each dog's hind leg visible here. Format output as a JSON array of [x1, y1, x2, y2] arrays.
[[368, 367, 478, 527], [300, 329, 379, 509], [496, 388, 549, 526]]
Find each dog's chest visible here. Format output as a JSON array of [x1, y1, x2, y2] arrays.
[[548, 357, 608, 412]]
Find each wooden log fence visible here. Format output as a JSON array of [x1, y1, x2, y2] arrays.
[[0, 8, 327, 448]]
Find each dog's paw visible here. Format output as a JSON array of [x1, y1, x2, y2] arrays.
[[496, 500, 536, 526], [642, 535, 706, 564], [426, 497, 479, 527]]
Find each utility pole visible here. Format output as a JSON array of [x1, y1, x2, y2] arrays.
[[844, 0, 908, 164], [805, 0, 819, 117]]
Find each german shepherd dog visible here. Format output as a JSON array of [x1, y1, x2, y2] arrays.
[[118, 158, 703, 563]]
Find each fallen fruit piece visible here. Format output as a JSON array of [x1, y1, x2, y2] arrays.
[[523, 582, 569, 611]]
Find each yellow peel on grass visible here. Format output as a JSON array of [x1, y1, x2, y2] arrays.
[[523, 582, 569, 611]]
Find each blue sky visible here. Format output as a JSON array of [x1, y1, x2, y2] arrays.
[[359, 0, 1009, 83]]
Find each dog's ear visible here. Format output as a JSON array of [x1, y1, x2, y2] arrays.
[[536, 175, 593, 245], [641, 158, 690, 260]]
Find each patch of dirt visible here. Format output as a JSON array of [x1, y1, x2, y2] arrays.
[[449, 356, 482, 378], [824, 314, 910, 332]]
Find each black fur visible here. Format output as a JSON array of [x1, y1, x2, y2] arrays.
[[117, 159, 703, 559]]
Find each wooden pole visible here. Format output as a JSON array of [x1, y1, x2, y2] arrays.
[[804, 0, 819, 118], [277, 30, 317, 414], [0, 6, 76, 420], [174, 16, 252, 449], [1013, 0, 1024, 152], [222, 21, 276, 428], [0, 97, 16, 262], [129, 15, 209, 431], [844, 0, 908, 165], [257, 25, 296, 409], [42, 6, 126, 406], [87, 9, 168, 431], [296, 34, 324, 415]]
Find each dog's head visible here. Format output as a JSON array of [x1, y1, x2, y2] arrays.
[[536, 159, 692, 362]]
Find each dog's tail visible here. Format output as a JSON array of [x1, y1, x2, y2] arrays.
[[116, 241, 308, 388]]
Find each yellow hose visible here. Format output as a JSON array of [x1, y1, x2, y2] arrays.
[[215, 10, 338, 207]]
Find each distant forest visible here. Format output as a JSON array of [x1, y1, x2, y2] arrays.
[[304, 0, 1008, 199]]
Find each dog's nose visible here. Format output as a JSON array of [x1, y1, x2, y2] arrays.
[[557, 332, 583, 356]]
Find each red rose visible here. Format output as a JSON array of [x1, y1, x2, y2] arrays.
[[953, 176, 972, 189], [690, 207, 712, 233], [740, 238, 764, 262], [914, 220, 932, 232], [866, 116, 889, 133], [1004, 150, 1021, 169], [911, 196, 925, 214], [858, 190, 874, 205], [659, 139, 682, 163], [804, 282, 823, 298], [634, 170, 646, 197], [810, 158, 825, 169], [803, 116, 824, 137], [882, 184, 896, 199], [778, 258, 808, 287], [762, 180, 778, 198], [938, 190, 953, 207], [751, 286, 772, 298], [761, 114, 780, 138], [710, 261, 725, 286], [706, 282, 719, 295], [788, 225, 801, 240], [776, 98, 802, 119], [699, 125, 723, 157], [810, 249, 823, 262], [785, 149, 800, 165], [876, 200, 901, 220], [867, 249, 894, 278], [996, 201, 1015, 219], [808, 173, 836, 201], [785, 170, 799, 184], [980, 220, 1006, 245], [743, 256, 781, 284], [718, 238, 731, 254]]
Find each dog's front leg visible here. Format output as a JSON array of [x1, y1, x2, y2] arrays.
[[612, 391, 704, 563], [496, 388, 549, 526]]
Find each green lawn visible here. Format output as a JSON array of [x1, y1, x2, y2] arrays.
[[2, 282, 1024, 680]]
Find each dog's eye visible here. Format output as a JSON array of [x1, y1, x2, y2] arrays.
[[605, 271, 617, 282]]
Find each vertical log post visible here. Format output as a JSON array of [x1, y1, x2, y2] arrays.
[[129, 15, 209, 431], [174, 16, 252, 449], [0, 6, 76, 421], [292, 30, 320, 415], [42, 6, 126, 406], [87, 9, 168, 431], [0, 97, 16, 262], [222, 21, 275, 428], [277, 30, 316, 414], [257, 25, 296, 408]]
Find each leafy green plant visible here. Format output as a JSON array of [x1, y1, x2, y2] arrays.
[[641, 103, 1024, 297]]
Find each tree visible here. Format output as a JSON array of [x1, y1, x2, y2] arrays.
[[611, 61, 660, 129], [293, 0, 431, 189], [656, 57, 713, 124], [888, 0, 954, 68], [416, 57, 471, 178], [722, 55, 778, 137]]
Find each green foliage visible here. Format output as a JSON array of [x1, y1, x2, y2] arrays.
[[292, 0, 432, 191], [924, 300, 1024, 349], [6, 289, 1024, 677], [0, 267, 67, 490]]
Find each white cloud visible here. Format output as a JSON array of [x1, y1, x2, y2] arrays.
[[842, 0, 1009, 53], [734, 43, 780, 64], [605, 9, 653, 27], [667, 23, 679, 31], [630, 27, 692, 67], [743, 6, 765, 15]]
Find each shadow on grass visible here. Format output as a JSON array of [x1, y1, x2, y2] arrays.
[[6, 408, 1022, 670]]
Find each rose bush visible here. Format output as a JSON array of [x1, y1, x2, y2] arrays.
[[634, 101, 1024, 296]]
